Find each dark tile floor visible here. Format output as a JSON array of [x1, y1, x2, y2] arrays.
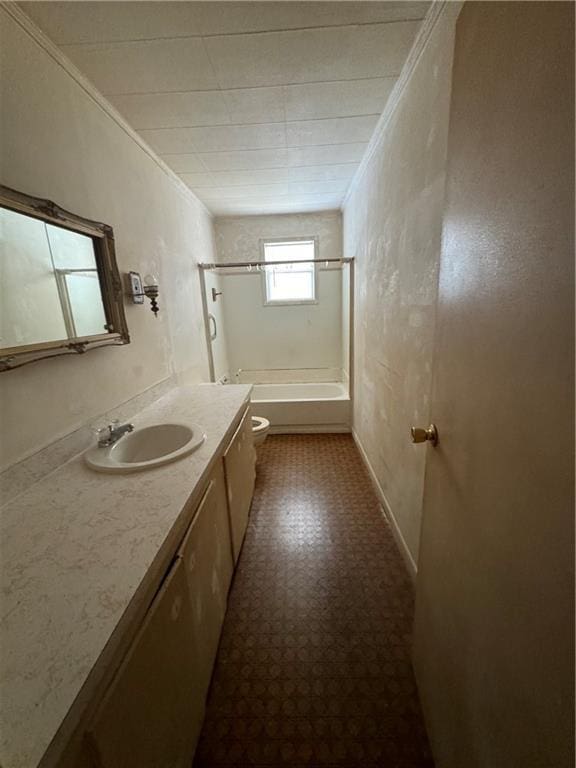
[[194, 434, 433, 768]]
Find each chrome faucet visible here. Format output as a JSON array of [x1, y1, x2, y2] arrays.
[[97, 420, 134, 447]]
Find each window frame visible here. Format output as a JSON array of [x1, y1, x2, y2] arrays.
[[259, 236, 319, 307]]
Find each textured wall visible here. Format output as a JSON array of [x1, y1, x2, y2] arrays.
[[414, 3, 574, 765], [214, 212, 344, 378], [215, 212, 342, 263], [0, 8, 214, 469], [342, 6, 458, 564]]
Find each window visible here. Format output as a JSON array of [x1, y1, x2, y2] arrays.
[[261, 237, 318, 305]]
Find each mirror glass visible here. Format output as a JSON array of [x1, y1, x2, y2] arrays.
[[0, 207, 108, 348]]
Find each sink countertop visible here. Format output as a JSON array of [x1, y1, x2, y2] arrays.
[[0, 384, 252, 768]]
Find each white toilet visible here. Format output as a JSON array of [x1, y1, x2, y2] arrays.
[[251, 416, 270, 447]]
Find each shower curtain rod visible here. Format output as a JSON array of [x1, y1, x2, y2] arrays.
[[199, 257, 353, 270]]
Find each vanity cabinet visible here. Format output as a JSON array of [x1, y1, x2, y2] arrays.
[[177, 460, 233, 695], [86, 557, 202, 768], [85, 463, 235, 768], [55, 406, 255, 768], [223, 409, 256, 562]]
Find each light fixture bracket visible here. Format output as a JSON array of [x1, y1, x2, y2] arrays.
[[126, 271, 160, 316]]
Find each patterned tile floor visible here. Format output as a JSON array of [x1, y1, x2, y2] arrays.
[[194, 435, 433, 768]]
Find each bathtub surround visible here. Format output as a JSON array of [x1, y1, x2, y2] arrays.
[[343, 2, 459, 569], [213, 212, 345, 382], [0, 5, 215, 471], [236, 368, 342, 385]]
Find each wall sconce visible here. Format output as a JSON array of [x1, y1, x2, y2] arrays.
[[127, 271, 160, 317]]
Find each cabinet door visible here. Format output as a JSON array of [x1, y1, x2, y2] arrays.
[[223, 408, 256, 563], [87, 558, 202, 768], [177, 461, 234, 696]]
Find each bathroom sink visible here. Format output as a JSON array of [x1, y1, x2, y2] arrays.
[[85, 423, 206, 474]]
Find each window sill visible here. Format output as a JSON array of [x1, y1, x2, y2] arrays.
[[263, 299, 318, 307]]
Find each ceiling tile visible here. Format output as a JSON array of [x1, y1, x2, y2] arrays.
[[184, 168, 289, 188], [197, 184, 295, 201], [161, 154, 207, 173], [197, 148, 291, 171], [287, 144, 368, 166], [19, 1, 429, 217], [210, 195, 343, 216], [286, 115, 378, 147], [140, 123, 286, 154], [62, 38, 218, 94], [288, 180, 349, 195], [196, 2, 429, 36], [284, 78, 396, 121], [108, 91, 230, 129], [182, 163, 357, 188], [23, 1, 430, 43], [179, 172, 216, 188], [20, 2, 205, 43], [203, 21, 419, 89], [195, 181, 346, 201], [288, 179, 348, 197], [222, 87, 284, 125], [288, 164, 359, 182]]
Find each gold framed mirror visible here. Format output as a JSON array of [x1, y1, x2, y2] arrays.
[[0, 186, 130, 371]]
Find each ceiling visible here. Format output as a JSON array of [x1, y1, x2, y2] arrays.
[[22, 1, 430, 217]]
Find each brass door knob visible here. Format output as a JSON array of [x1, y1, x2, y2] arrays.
[[411, 424, 438, 447]]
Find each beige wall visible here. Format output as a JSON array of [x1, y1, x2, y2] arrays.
[[342, 5, 459, 565], [0, 7, 214, 470], [214, 212, 344, 378]]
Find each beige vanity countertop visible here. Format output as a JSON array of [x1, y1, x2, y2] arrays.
[[0, 384, 252, 768]]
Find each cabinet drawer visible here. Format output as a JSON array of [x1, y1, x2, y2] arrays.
[[223, 408, 256, 563], [87, 557, 202, 768]]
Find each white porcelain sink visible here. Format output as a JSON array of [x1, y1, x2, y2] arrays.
[[85, 423, 206, 474]]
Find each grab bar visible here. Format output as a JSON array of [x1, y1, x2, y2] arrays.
[[208, 313, 217, 341]]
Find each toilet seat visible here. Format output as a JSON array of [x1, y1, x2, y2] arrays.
[[251, 416, 269, 433], [251, 416, 270, 447]]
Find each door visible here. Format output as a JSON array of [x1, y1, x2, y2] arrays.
[[223, 408, 256, 562], [87, 558, 202, 768], [413, 4, 574, 768], [177, 461, 234, 696]]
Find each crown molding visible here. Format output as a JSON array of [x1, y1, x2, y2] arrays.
[[1, 2, 213, 219], [341, 0, 463, 211]]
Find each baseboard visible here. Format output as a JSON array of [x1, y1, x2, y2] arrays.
[[351, 429, 417, 581], [269, 425, 351, 435]]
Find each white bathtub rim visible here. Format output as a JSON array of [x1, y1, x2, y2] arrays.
[[252, 396, 348, 404], [251, 381, 349, 404]]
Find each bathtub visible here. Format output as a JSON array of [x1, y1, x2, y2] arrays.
[[250, 382, 350, 433]]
